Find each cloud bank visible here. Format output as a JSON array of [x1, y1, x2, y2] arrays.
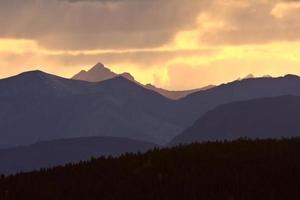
[[1, 0, 300, 89]]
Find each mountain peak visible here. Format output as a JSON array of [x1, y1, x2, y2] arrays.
[[88, 63, 112, 73], [95, 62, 104, 67], [22, 69, 46, 74], [72, 62, 136, 83], [0, 69, 79, 98], [17, 70, 52, 79], [72, 62, 117, 82]]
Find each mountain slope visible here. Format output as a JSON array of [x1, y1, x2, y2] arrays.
[[171, 95, 300, 145], [0, 136, 156, 175], [0, 71, 180, 147], [175, 74, 300, 127]]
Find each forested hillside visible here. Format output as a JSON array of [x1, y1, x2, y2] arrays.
[[1, 138, 300, 200]]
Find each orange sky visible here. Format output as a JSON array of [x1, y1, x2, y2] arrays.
[[1, 0, 300, 90]]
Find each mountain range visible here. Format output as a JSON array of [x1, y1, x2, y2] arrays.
[[2, 68, 300, 148], [72, 63, 214, 99], [3, 64, 300, 174]]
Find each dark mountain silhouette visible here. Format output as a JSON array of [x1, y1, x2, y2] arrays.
[[0, 70, 182, 147], [72, 63, 213, 99], [175, 74, 300, 127], [171, 95, 300, 145], [0, 136, 156, 175], [2, 138, 300, 200], [3, 70, 300, 147]]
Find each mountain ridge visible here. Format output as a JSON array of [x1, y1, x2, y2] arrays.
[[171, 95, 300, 145]]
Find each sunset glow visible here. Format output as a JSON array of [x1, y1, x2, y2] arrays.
[[1, 0, 300, 90]]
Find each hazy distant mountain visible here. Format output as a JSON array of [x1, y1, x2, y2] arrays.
[[144, 84, 215, 100], [171, 95, 300, 145], [0, 136, 156, 175], [0, 70, 182, 147], [72, 63, 135, 82], [72, 63, 213, 99], [174, 74, 300, 127]]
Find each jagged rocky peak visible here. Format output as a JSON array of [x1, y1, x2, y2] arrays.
[[88, 62, 112, 73]]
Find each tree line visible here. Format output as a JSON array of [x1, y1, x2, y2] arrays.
[[1, 138, 300, 200]]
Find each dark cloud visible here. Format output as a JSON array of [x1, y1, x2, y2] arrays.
[[1, 0, 300, 50], [0, 0, 206, 50], [61, 0, 136, 2]]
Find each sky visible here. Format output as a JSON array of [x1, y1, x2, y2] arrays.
[[1, 0, 300, 90]]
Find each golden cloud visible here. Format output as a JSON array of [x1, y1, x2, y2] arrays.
[[1, 0, 300, 90]]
